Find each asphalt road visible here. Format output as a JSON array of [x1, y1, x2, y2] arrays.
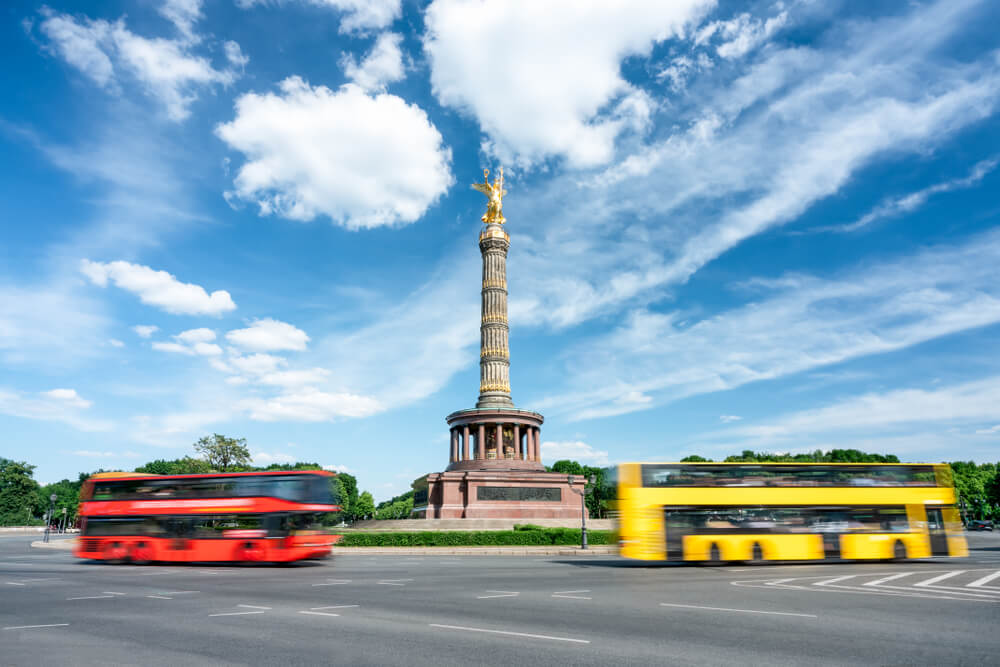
[[1, 535, 999, 666]]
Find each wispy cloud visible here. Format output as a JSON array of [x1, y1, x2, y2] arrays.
[[818, 156, 1000, 233]]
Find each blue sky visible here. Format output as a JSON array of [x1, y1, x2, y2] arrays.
[[2, 0, 1000, 498]]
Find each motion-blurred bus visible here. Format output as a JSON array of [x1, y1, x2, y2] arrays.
[[74, 470, 341, 564], [615, 462, 967, 562]]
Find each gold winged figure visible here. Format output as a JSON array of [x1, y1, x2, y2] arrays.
[[471, 167, 506, 224]]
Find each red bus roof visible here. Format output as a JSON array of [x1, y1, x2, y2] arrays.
[[86, 470, 334, 482]]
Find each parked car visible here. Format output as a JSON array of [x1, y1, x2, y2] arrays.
[[967, 519, 994, 531]]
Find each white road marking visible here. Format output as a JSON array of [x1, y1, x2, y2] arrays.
[[660, 602, 817, 618], [915, 571, 965, 587], [67, 595, 115, 600], [208, 611, 265, 617], [477, 591, 519, 599], [552, 590, 592, 600], [3, 624, 70, 630], [377, 578, 413, 586], [429, 623, 590, 644], [312, 579, 352, 587], [864, 573, 913, 586], [5, 582, 25, 586], [968, 571, 1000, 588], [102, 592, 125, 596], [237, 605, 271, 610], [310, 605, 358, 610], [815, 575, 857, 587], [299, 611, 340, 617], [160, 591, 199, 595], [146, 595, 172, 600]]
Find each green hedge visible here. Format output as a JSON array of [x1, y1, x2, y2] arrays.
[[336, 528, 614, 547]]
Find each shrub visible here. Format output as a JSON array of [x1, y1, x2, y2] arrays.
[[335, 529, 614, 547]]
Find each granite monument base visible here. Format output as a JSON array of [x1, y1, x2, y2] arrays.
[[411, 470, 586, 520]]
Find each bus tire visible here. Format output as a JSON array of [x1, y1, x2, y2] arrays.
[[104, 541, 128, 565], [751, 543, 764, 564], [892, 540, 907, 561], [708, 544, 721, 564], [130, 541, 153, 565], [237, 542, 265, 563]]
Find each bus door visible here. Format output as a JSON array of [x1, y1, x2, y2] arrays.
[[925, 507, 949, 556], [663, 508, 695, 561]]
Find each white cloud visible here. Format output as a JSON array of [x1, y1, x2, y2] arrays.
[[153, 328, 223, 356], [41, 388, 92, 409], [537, 230, 1000, 420], [323, 463, 353, 473], [245, 389, 382, 421], [719, 415, 742, 423], [224, 40, 249, 69], [159, 0, 203, 40], [109, 338, 125, 348], [715, 377, 1000, 448], [828, 156, 999, 233], [132, 325, 159, 338], [37, 8, 239, 121], [216, 76, 453, 228], [341, 32, 405, 92], [423, 0, 712, 167], [81, 260, 236, 315], [698, 10, 789, 60], [0, 387, 111, 432], [974, 425, 1000, 435], [228, 353, 286, 375], [252, 451, 296, 465], [540, 440, 610, 466], [226, 318, 309, 352], [72, 449, 139, 458], [237, 0, 401, 34], [258, 368, 331, 388]]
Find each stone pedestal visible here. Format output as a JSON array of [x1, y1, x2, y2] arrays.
[[411, 470, 585, 520]]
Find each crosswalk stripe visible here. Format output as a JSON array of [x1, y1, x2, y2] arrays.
[[967, 571, 1000, 588], [914, 571, 965, 587], [864, 573, 912, 587]]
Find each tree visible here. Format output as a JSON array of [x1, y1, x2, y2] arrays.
[[36, 478, 83, 525], [548, 460, 584, 475], [338, 473, 359, 518], [354, 491, 375, 520], [135, 457, 214, 475], [0, 458, 41, 526], [680, 455, 712, 462], [193, 434, 251, 472]]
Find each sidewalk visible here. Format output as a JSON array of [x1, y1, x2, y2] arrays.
[[29, 538, 616, 556]]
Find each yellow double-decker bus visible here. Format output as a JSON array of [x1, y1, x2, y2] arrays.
[[616, 462, 967, 562]]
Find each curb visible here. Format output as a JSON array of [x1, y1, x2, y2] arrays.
[[31, 539, 76, 551], [331, 546, 617, 555]]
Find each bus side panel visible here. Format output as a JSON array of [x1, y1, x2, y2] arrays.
[[682, 534, 823, 561], [942, 507, 968, 557], [617, 464, 666, 561], [839, 533, 928, 559]]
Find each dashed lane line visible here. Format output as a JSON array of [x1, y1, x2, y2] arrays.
[[429, 623, 590, 644], [660, 602, 817, 618], [237, 605, 271, 610], [3, 624, 70, 631], [67, 595, 116, 600], [299, 611, 341, 617], [477, 591, 520, 599], [552, 590, 592, 600], [208, 611, 266, 617], [309, 605, 359, 610], [312, 579, 352, 587]]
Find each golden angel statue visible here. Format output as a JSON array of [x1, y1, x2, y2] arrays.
[[471, 167, 506, 224]]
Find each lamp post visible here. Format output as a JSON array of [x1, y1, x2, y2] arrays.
[[569, 474, 597, 549], [43, 493, 57, 543]]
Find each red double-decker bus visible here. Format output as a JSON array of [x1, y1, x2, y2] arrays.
[[74, 470, 341, 563]]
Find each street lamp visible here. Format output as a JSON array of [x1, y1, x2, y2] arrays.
[[43, 493, 57, 543], [569, 474, 597, 549]]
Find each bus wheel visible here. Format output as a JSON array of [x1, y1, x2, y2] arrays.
[[708, 544, 721, 564], [130, 542, 153, 565], [238, 542, 265, 563], [892, 541, 907, 561], [105, 542, 128, 564], [750, 543, 764, 564]]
